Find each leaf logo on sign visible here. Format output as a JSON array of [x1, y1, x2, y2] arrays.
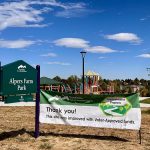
[[99, 97, 132, 117], [17, 65, 27, 72]]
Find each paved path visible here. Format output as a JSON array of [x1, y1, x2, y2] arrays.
[[0, 102, 35, 106], [139, 97, 150, 101], [139, 97, 150, 107], [0, 102, 150, 107], [140, 103, 150, 108], [0, 96, 150, 107]]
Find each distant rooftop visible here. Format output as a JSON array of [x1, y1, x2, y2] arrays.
[[85, 70, 100, 76], [40, 77, 62, 85]]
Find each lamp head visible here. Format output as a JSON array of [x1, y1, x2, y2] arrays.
[[80, 51, 87, 58]]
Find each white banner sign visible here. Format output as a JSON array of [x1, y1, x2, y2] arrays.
[[40, 91, 141, 130]]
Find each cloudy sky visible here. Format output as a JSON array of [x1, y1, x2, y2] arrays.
[[0, 0, 150, 79]]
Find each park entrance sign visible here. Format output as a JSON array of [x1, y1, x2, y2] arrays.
[[0, 60, 37, 103], [0, 60, 40, 138]]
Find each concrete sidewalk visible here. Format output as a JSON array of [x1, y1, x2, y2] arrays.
[[139, 97, 150, 101], [0, 102, 35, 106], [140, 103, 150, 108], [0, 96, 149, 107], [0, 101, 150, 107]]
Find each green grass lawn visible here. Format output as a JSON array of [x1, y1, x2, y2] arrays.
[[140, 98, 150, 104]]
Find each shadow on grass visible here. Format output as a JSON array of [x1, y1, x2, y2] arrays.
[[27, 131, 128, 142], [0, 128, 26, 141], [0, 129, 128, 142]]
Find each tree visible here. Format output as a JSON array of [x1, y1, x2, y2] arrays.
[[101, 82, 107, 91], [134, 78, 140, 85], [140, 87, 148, 97], [122, 87, 129, 94], [67, 75, 80, 86], [113, 80, 121, 93], [140, 79, 147, 86], [53, 76, 61, 82], [128, 86, 133, 93]]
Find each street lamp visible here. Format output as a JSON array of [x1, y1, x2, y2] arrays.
[[80, 51, 87, 94]]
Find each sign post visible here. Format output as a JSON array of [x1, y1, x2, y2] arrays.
[[0, 61, 1, 98], [0, 61, 1, 93], [139, 128, 142, 144], [35, 65, 40, 138]]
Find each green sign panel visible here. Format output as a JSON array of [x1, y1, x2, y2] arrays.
[[1, 60, 37, 95], [5, 95, 34, 103]]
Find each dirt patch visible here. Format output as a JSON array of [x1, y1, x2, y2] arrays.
[[0, 107, 149, 150]]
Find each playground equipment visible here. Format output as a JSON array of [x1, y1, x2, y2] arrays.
[[84, 70, 100, 94], [83, 70, 115, 94], [40, 77, 64, 92], [40, 73, 115, 95], [40, 77, 73, 93]]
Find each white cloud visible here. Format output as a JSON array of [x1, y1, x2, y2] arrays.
[[0, 0, 97, 30], [46, 61, 71, 66], [40, 52, 57, 57], [0, 1, 47, 30], [55, 9, 87, 18], [119, 50, 128, 53], [0, 39, 35, 48], [136, 54, 150, 58], [53, 38, 89, 48], [55, 6, 102, 18], [54, 37, 122, 53], [98, 56, 106, 59], [21, 24, 48, 28], [105, 33, 142, 44], [140, 16, 150, 21], [85, 46, 117, 53], [140, 18, 147, 21]]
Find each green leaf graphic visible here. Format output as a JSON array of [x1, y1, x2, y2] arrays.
[[99, 97, 132, 116]]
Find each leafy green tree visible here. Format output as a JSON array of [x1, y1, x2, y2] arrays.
[[113, 80, 121, 93], [53, 76, 61, 82], [128, 86, 133, 93], [140, 79, 147, 86], [134, 78, 140, 85], [101, 82, 107, 91], [140, 87, 148, 97], [67, 75, 80, 86]]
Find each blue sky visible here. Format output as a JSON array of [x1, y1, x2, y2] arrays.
[[0, 0, 150, 79]]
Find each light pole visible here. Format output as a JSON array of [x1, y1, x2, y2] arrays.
[[80, 51, 87, 94]]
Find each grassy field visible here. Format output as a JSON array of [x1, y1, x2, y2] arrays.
[[0, 107, 149, 150], [140, 98, 150, 104]]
